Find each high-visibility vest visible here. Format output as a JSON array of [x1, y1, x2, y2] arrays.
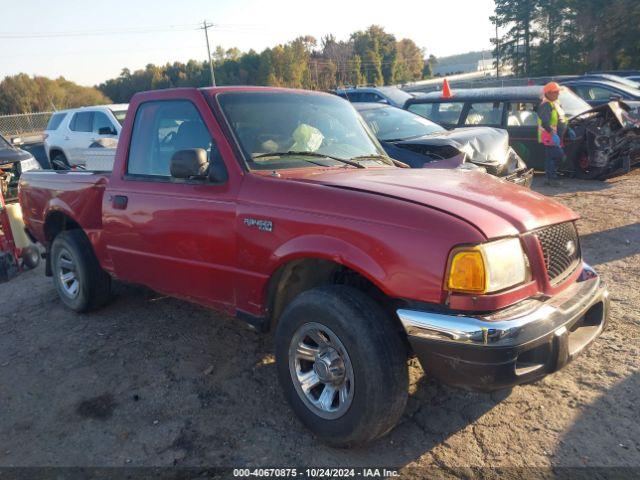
[[537, 99, 563, 145]]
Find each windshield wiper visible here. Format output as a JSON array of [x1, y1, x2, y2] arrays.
[[252, 151, 365, 169], [350, 154, 393, 165]]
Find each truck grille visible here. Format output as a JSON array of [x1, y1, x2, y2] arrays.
[[535, 222, 581, 284]]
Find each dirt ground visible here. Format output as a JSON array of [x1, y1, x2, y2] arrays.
[[0, 170, 639, 476]]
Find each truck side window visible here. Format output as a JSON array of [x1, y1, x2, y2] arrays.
[[127, 100, 221, 179]]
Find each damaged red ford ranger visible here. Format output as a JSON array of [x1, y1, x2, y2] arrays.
[[18, 87, 609, 446]]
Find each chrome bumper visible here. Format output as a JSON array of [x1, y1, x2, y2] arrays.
[[397, 265, 608, 390], [397, 265, 608, 348]]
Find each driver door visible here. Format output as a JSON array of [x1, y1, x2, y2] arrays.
[[103, 98, 237, 311]]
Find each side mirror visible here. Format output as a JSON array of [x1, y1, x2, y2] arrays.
[[11, 137, 23, 146], [98, 126, 117, 136], [170, 148, 209, 179], [609, 94, 623, 102]]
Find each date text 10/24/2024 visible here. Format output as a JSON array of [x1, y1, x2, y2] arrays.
[[232, 468, 400, 478]]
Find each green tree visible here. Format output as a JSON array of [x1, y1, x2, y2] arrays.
[[351, 26, 396, 85], [492, 0, 640, 76], [493, 0, 538, 75], [395, 39, 425, 83], [532, 0, 582, 75], [422, 54, 437, 78], [349, 55, 366, 85]]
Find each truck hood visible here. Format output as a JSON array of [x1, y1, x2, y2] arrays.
[[290, 168, 577, 238]]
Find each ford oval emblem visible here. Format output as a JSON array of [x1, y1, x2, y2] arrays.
[[566, 240, 576, 256]]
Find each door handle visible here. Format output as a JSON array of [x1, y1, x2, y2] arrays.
[[111, 195, 128, 210], [64, 136, 70, 141]]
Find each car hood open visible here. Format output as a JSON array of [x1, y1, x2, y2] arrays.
[[569, 100, 639, 127], [290, 167, 577, 239]]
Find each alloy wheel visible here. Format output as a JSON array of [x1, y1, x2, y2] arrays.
[[56, 248, 79, 298], [288, 322, 354, 420]]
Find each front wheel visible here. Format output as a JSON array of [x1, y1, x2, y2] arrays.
[[573, 153, 606, 180], [275, 286, 408, 447]]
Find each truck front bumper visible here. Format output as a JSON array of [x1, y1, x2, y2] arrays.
[[397, 264, 609, 391]]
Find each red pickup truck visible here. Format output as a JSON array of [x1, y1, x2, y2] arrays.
[[19, 87, 608, 446]]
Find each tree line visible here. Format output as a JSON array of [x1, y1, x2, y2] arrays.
[[0, 25, 430, 113], [99, 25, 430, 103], [492, 0, 640, 76], [0, 74, 110, 115]]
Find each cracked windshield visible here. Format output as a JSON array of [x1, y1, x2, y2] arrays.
[[217, 91, 392, 170]]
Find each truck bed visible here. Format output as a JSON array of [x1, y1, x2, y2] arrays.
[[18, 171, 109, 245]]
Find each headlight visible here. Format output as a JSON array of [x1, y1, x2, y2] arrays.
[[446, 238, 529, 294]]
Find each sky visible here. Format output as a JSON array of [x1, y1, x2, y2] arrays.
[[1, 0, 496, 86]]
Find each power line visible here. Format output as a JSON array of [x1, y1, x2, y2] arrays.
[[0, 23, 262, 39], [0, 45, 204, 60]]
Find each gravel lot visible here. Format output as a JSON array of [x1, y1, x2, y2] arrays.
[[0, 171, 639, 475]]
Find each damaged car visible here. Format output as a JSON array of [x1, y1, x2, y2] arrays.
[[354, 102, 533, 186], [404, 85, 640, 179], [567, 100, 640, 179], [0, 134, 41, 202]]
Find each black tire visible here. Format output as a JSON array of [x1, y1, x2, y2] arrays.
[[50, 152, 70, 170], [572, 153, 606, 180], [275, 285, 408, 447], [50, 230, 111, 312], [21, 246, 40, 270], [574, 165, 606, 180]]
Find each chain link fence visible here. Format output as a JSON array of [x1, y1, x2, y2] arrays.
[[0, 112, 53, 139]]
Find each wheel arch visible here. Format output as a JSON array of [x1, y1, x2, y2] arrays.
[[44, 208, 82, 243], [264, 236, 396, 330], [47, 146, 67, 160], [43, 209, 83, 276]]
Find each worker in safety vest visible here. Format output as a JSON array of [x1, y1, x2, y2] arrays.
[[538, 82, 575, 185]]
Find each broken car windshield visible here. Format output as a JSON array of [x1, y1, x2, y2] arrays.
[[359, 105, 445, 142]]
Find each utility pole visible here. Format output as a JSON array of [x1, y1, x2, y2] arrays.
[[495, 23, 500, 78], [200, 20, 216, 86]]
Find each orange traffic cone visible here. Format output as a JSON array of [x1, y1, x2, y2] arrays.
[[442, 78, 453, 98]]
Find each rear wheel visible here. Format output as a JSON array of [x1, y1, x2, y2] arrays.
[[50, 230, 111, 312], [275, 285, 408, 447]]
